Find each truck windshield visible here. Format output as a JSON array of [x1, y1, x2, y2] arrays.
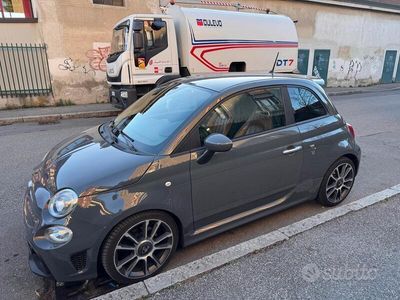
[[110, 21, 130, 55], [111, 83, 215, 154]]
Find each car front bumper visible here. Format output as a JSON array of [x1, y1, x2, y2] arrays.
[[23, 187, 101, 282], [28, 243, 52, 278]]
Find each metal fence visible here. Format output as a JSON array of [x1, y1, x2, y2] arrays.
[[0, 43, 52, 98]]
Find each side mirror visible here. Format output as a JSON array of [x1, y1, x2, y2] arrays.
[[133, 31, 144, 52], [205, 133, 233, 152], [197, 134, 232, 164], [151, 18, 165, 31]]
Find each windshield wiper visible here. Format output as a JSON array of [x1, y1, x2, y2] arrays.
[[118, 130, 137, 151], [108, 120, 137, 151]]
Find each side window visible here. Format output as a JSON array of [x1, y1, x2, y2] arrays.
[[144, 20, 168, 52], [199, 87, 286, 145], [288, 87, 327, 122], [135, 20, 168, 67]]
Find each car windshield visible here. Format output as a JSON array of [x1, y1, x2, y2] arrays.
[[111, 83, 215, 154], [110, 21, 129, 55]]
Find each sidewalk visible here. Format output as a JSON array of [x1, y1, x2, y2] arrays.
[[326, 82, 400, 96], [1, 82, 400, 126], [0, 103, 119, 126], [151, 195, 400, 300]]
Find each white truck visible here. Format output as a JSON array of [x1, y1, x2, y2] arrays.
[[106, 3, 298, 108]]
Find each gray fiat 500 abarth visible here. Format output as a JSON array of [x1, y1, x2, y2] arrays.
[[24, 75, 360, 284]]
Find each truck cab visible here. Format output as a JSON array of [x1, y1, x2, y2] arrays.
[[107, 15, 179, 108], [107, 5, 299, 108]]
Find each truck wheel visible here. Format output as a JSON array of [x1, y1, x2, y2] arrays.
[[101, 211, 178, 284]]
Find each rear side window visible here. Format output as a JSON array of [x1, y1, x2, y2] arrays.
[[198, 87, 286, 145], [288, 87, 327, 122]]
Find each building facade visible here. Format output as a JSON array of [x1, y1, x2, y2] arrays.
[[0, 0, 400, 108]]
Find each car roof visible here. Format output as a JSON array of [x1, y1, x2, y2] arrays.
[[174, 73, 324, 93]]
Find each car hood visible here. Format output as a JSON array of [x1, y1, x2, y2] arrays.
[[32, 126, 155, 197]]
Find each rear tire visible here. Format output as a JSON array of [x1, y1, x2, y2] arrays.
[[317, 157, 356, 207], [101, 211, 178, 284]]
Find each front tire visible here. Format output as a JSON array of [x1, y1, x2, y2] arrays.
[[317, 157, 356, 207], [101, 211, 178, 284]]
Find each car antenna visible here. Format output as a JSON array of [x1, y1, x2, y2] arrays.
[[270, 52, 280, 77]]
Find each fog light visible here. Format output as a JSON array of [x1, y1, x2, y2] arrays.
[[45, 226, 73, 244], [120, 90, 128, 98]]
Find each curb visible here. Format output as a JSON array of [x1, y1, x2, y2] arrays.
[[326, 86, 400, 96], [0, 110, 119, 126], [95, 184, 400, 299]]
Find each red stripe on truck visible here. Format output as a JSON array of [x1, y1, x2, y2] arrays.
[[190, 43, 298, 72]]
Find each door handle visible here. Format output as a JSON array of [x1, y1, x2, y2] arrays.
[[283, 145, 302, 155]]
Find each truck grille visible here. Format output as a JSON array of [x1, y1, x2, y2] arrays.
[[107, 71, 121, 83]]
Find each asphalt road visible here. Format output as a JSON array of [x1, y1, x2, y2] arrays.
[[0, 90, 399, 299]]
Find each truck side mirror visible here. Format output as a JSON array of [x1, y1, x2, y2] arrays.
[[151, 18, 165, 31], [133, 32, 144, 52]]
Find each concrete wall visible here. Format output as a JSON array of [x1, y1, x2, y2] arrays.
[[0, 0, 160, 108], [252, 0, 400, 87], [1, 0, 400, 108], [38, 0, 164, 106]]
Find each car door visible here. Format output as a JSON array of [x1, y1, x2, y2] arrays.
[[285, 85, 344, 200], [189, 86, 304, 230]]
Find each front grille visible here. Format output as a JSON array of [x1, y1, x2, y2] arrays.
[[70, 251, 87, 272], [107, 70, 121, 83]]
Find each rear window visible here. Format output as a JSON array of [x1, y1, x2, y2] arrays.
[[288, 87, 327, 122]]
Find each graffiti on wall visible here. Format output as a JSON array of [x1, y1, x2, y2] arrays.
[[86, 46, 111, 72], [343, 59, 363, 80], [57, 43, 111, 77], [330, 54, 380, 85], [58, 57, 96, 76], [58, 43, 111, 79], [312, 66, 321, 79]]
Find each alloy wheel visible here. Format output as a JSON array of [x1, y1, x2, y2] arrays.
[[113, 219, 174, 279], [325, 162, 354, 203]]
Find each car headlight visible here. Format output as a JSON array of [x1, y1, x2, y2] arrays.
[[48, 189, 78, 218]]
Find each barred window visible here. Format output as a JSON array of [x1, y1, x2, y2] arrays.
[[93, 0, 124, 7]]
